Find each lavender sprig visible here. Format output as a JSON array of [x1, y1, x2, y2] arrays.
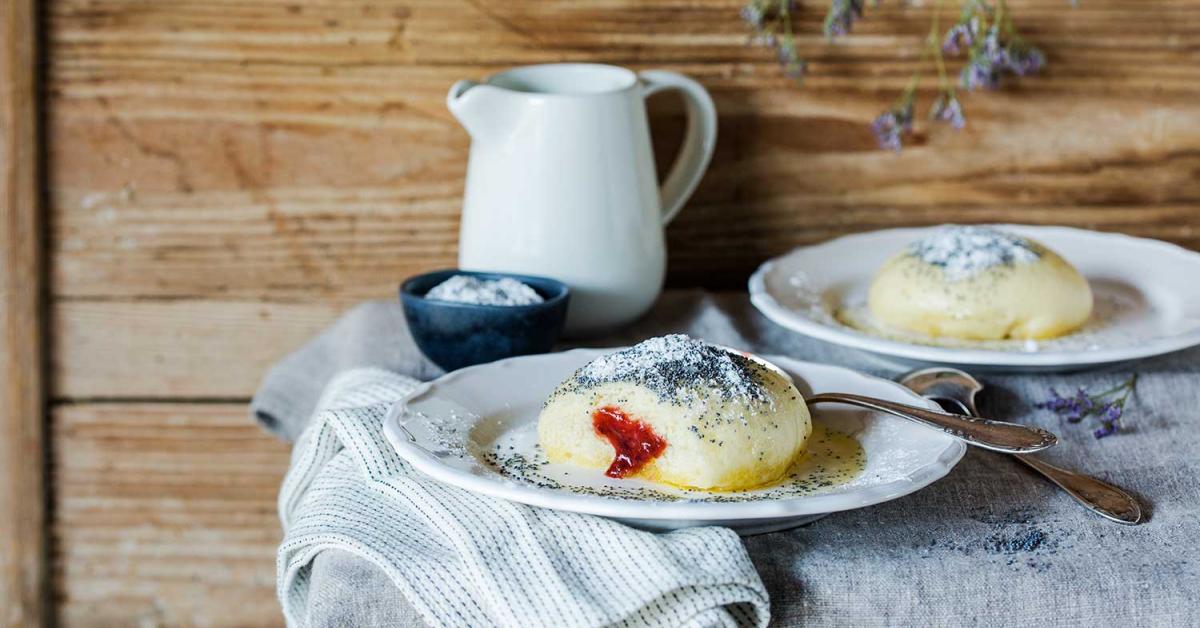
[[958, 28, 1045, 90], [1092, 401, 1125, 439], [942, 17, 980, 54], [1037, 375, 1137, 439], [825, 0, 865, 38], [956, 2, 1046, 92], [930, 92, 966, 129], [743, 0, 1057, 150], [742, 0, 807, 81]]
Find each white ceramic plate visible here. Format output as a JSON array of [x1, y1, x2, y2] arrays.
[[383, 348, 965, 535], [749, 225, 1200, 371]]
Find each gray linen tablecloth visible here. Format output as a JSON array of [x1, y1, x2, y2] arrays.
[[253, 290, 1200, 626]]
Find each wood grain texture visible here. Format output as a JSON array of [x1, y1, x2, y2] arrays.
[[2, 0, 48, 624], [52, 299, 346, 398], [53, 403, 288, 626], [45, 0, 1200, 298]]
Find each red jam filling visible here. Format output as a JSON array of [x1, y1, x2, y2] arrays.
[[592, 406, 667, 479]]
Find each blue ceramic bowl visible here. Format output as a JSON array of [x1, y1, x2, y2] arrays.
[[400, 269, 571, 372]]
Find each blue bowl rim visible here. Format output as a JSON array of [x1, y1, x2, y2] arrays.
[[399, 268, 570, 311]]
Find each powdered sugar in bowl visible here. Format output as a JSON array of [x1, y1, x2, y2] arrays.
[[400, 269, 570, 371]]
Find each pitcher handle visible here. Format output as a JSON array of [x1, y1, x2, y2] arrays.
[[639, 70, 718, 225]]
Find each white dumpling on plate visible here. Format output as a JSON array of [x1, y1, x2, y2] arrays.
[[868, 225, 1093, 341], [537, 334, 811, 491]]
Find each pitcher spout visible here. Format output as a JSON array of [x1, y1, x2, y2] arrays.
[[447, 80, 510, 141]]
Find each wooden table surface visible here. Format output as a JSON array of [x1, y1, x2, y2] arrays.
[[4, 0, 1199, 625]]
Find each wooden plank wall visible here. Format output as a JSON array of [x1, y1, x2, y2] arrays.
[[3, 0, 47, 624], [43, 0, 1200, 624]]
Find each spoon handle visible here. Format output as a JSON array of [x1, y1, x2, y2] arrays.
[[1011, 454, 1142, 524], [806, 392, 1058, 454], [894, 368, 1144, 526]]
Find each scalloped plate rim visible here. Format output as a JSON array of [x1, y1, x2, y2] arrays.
[[383, 348, 967, 525], [749, 224, 1200, 369]]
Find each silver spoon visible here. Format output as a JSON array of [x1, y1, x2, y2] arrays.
[[804, 392, 1058, 454], [732, 348, 1055, 454], [734, 350, 1059, 454], [898, 367, 1143, 525]]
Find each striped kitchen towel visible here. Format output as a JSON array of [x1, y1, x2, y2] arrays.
[[276, 367, 770, 627]]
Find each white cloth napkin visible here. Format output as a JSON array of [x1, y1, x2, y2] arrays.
[[276, 367, 770, 627]]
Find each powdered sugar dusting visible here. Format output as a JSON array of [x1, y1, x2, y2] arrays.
[[908, 225, 1040, 281], [401, 406, 470, 459], [426, 275, 544, 306], [565, 334, 771, 406]]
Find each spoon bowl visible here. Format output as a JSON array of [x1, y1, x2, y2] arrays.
[[897, 367, 1144, 525]]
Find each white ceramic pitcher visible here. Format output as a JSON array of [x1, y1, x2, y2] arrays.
[[447, 63, 717, 336]]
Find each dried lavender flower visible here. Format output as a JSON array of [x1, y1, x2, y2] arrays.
[[1036, 388, 1092, 422], [776, 38, 807, 78], [960, 58, 998, 90], [1093, 401, 1124, 438], [981, 25, 1008, 62], [742, 0, 807, 80], [942, 18, 980, 54], [1006, 42, 1045, 76], [1037, 375, 1137, 439], [959, 23, 1045, 91], [1037, 389, 1071, 412], [825, 0, 866, 38], [930, 93, 966, 129], [740, 2, 767, 28], [871, 99, 913, 151], [1065, 389, 1094, 422]]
